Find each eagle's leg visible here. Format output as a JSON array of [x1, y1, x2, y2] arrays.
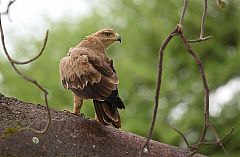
[[72, 92, 83, 115], [64, 92, 83, 116]]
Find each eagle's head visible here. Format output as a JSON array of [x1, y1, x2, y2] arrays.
[[91, 28, 121, 48]]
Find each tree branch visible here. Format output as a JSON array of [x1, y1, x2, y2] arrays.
[[0, 94, 207, 157]]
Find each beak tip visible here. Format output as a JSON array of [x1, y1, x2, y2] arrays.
[[117, 37, 121, 43], [116, 34, 121, 43]]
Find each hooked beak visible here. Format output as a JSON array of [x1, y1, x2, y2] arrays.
[[115, 33, 121, 43]]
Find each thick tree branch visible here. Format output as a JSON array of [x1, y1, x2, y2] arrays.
[[0, 94, 207, 157]]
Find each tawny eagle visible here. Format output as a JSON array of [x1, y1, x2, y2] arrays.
[[59, 28, 125, 128]]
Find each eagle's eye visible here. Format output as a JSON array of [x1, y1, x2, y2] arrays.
[[104, 32, 112, 37]]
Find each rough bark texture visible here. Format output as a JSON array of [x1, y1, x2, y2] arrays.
[[0, 93, 207, 157]]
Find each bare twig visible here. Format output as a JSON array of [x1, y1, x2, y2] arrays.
[[179, 29, 210, 128], [7, 31, 49, 65], [200, 127, 234, 145], [0, 14, 51, 134], [178, 28, 210, 155], [188, 0, 212, 43], [200, 0, 207, 38], [208, 124, 227, 154], [179, 0, 188, 26], [178, 26, 231, 156], [171, 127, 191, 148], [140, 26, 179, 156], [187, 127, 233, 157], [188, 36, 212, 43], [0, 0, 16, 21]]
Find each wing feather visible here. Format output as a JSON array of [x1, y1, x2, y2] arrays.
[[59, 47, 118, 100]]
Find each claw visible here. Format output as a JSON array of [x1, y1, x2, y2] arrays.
[[64, 109, 80, 116]]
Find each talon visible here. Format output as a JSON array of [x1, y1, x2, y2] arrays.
[[64, 109, 80, 116], [64, 109, 70, 113]]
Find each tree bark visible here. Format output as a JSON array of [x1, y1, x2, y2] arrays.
[[0, 93, 207, 157]]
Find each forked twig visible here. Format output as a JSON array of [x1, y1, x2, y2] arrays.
[[0, 14, 51, 134], [207, 124, 228, 154], [178, 29, 230, 155], [188, 0, 212, 43], [0, 0, 16, 21], [200, 127, 234, 145], [188, 36, 212, 43], [187, 128, 233, 157], [141, 0, 232, 156]]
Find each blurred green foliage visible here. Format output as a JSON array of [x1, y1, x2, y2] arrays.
[[0, 0, 239, 156]]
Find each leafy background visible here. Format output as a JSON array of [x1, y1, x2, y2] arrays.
[[0, 0, 239, 156]]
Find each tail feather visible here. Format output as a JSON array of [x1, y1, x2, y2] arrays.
[[94, 101, 112, 125], [106, 90, 125, 109], [93, 100, 121, 128], [102, 103, 118, 122]]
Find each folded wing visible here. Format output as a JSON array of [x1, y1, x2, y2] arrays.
[[59, 47, 118, 100]]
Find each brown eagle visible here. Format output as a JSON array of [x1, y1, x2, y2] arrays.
[[59, 28, 125, 128]]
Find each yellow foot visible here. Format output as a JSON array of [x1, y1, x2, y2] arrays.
[[63, 109, 79, 116], [63, 109, 85, 117]]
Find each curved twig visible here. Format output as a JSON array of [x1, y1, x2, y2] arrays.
[[12, 31, 48, 65], [0, 26, 48, 65], [178, 27, 210, 155], [140, 26, 179, 156], [171, 127, 191, 148], [0, 15, 51, 134]]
